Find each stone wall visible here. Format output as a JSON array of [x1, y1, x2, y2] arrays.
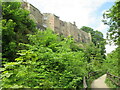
[[43, 13, 55, 31], [43, 13, 91, 43], [22, 1, 91, 43], [22, 1, 44, 29]]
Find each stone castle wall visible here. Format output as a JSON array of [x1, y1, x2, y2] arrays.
[[22, 1, 91, 43]]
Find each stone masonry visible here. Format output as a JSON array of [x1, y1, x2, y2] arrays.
[[22, 1, 91, 43]]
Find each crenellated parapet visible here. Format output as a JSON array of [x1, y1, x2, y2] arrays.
[[22, 1, 91, 43]]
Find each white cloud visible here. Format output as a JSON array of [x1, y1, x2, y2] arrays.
[[26, 0, 116, 53], [105, 44, 118, 54], [26, 0, 115, 28], [95, 22, 109, 38]]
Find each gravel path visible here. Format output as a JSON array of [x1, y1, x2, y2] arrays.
[[91, 74, 109, 89]]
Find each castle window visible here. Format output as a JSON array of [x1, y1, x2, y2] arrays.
[[43, 24, 47, 28], [44, 16, 48, 20]]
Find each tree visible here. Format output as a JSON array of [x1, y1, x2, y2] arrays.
[[102, 0, 120, 88], [1, 29, 88, 88], [80, 26, 94, 33], [2, 2, 36, 62], [103, 49, 119, 76], [102, 1, 120, 76], [103, 1, 120, 45], [80, 26, 106, 59]]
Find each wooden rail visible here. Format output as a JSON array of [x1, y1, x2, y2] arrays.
[[107, 72, 120, 86], [84, 71, 102, 88], [83, 71, 108, 88], [83, 76, 88, 88]]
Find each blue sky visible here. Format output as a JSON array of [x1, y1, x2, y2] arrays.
[[26, 0, 117, 54], [87, 2, 115, 38], [88, 2, 115, 28]]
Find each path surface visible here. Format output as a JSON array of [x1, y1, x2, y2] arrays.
[[91, 74, 109, 89]]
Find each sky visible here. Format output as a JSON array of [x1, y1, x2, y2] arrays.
[[26, 0, 117, 54]]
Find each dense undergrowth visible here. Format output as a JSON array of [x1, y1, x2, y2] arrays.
[[1, 1, 119, 88], [102, 1, 120, 88], [103, 49, 120, 88], [1, 29, 88, 88]]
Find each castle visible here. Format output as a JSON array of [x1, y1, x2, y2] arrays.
[[22, 1, 91, 43]]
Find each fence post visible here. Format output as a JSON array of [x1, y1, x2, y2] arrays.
[[83, 76, 87, 89], [106, 72, 120, 86]]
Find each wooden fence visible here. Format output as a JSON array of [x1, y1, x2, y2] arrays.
[[83, 72, 120, 88], [107, 72, 120, 86], [83, 71, 102, 88], [83, 76, 88, 88]]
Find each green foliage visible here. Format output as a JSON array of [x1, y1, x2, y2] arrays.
[[83, 43, 106, 86], [0, 13, 1, 87], [102, 48, 119, 88], [101, 1, 120, 87], [103, 1, 120, 45], [70, 43, 83, 52], [2, 2, 36, 62], [80, 26, 107, 87], [1, 1, 113, 89], [84, 43, 103, 62], [80, 26, 106, 59], [103, 49, 119, 76], [1, 29, 88, 88], [2, 2, 88, 88], [102, 1, 120, 77], [2, 19, 17, 62], [80, 26, 93, 33], [105, 78, 118, 88]]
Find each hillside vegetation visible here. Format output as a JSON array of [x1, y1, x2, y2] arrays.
[[102, 1, 120, 88], [1, 1, 119, 88]]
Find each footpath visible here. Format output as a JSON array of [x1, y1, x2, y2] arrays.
[[91, 74, 109, 89]]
